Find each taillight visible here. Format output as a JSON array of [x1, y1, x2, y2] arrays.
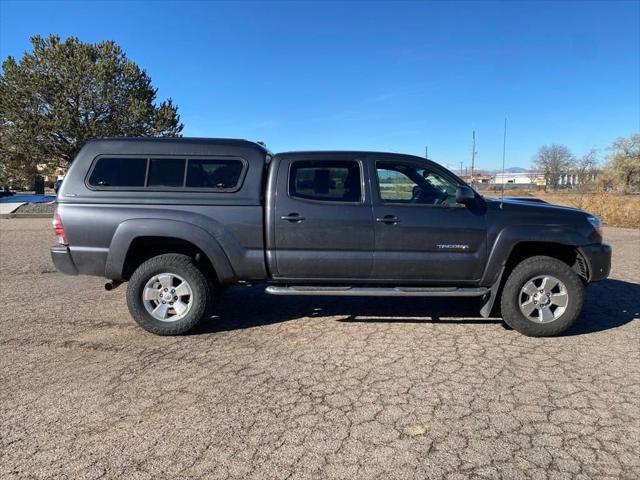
[[53, 210, 68, 245]]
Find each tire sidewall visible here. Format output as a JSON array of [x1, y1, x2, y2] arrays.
[[501, 256, 584, 337], [126, 254, 210, 335]]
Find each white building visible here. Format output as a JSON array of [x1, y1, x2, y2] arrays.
[[492, 172, 545, 186], [492, 171, 597, 188]]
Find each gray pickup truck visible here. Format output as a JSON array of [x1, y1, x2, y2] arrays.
[[51, 138, 611, 337]]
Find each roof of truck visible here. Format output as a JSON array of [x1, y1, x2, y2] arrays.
[[86, 137, 269, 153], [275, 150, 430, 161]]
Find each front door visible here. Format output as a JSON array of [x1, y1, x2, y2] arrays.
[[369, 158, 487, 282], [272, 155, 374, 280]]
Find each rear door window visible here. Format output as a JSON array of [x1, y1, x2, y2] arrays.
[[289, 160, 362, 202], [88, 157, 147, 187]]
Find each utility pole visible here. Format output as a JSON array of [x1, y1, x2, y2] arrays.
[[470, 130, 476, 184], [460, 161, 464, 176], [425, 146, 428, 159]]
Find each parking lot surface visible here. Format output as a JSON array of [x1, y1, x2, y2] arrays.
[[1, 219, 639, 480]]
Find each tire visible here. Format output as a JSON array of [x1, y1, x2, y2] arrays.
[[500, 255, 584, 337], [126, 254, 211, 335]]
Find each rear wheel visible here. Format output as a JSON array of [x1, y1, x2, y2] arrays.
[[126, 254, 211, 335], [500, 256, 584, 337]]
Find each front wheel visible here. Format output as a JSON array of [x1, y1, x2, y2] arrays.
[[500, 256, 584, 337], [126, 254, 211, 335]]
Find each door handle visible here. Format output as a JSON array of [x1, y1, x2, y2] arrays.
[[281, 213, 306, 222], [376, 215, 400, 224]]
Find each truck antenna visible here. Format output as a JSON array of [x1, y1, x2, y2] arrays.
[[500, 118, 507, 209], [470, 130, 476, 186]]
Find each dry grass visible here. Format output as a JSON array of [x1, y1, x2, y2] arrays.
[[535, 192, 640, 229], [483, 189, 640, 228]]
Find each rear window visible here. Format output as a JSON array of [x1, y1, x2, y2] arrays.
[[147, 158, 186, 187], [88, 157, 147, 187], [186, 159, 244, 189]]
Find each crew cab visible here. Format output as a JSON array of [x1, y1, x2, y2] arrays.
[[51, 138, 611, 336]]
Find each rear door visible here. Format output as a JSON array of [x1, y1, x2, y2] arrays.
[[270, 154, 374, 280], [368, 157, 487, 282]]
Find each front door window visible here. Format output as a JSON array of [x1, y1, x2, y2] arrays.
[[376, 162, 458, 206]]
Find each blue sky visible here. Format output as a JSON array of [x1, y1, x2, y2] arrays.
[[1, 0, 638, 171]]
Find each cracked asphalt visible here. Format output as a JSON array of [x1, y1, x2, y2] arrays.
[[1, 219, 639, 480]]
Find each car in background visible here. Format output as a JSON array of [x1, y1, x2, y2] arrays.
[[54, 179, 63, 195]]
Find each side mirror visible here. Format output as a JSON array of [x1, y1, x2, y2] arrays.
[[455, 185, 475, 206]]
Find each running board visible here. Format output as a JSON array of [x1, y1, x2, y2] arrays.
[[265, 286, 488, 297]]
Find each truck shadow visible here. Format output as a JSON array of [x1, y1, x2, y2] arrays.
[[564, 278, 640, 336], [194, 279, 639, 337]]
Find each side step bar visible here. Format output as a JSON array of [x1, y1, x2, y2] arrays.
[[265, 285, 488, 297]]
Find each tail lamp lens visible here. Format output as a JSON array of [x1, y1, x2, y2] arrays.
[[53, 211, 68, 245]]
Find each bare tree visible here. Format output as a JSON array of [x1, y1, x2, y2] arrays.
[[574, 149, 598, 191], [533, 144, 575, 189], [601, 134, 640, 192]]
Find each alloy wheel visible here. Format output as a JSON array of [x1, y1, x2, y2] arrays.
[[142, 273, 193, 322], [519, 275, 569, 323]]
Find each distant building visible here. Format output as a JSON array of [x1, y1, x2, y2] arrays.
[[491, 170, 597, 188], [492, 171, 545, 187], [460, 173, 493, 185], [556, 172, 597, 186]]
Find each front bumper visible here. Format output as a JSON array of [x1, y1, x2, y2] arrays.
[[580, 243, 611, 282], [51, 245, 78, 275]]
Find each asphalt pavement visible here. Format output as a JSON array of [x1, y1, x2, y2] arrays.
[[1, 219, 638, 479]]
